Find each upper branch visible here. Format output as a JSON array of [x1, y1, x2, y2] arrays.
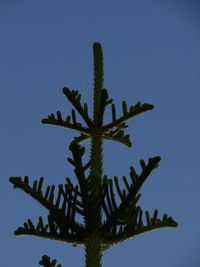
[[103, 101, 154, 133], [62, 87, 94, 128], [41, 111, 91, 136]]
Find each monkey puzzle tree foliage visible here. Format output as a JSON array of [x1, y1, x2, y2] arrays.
[[10, 43, 178, 267]]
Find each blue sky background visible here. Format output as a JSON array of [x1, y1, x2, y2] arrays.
[[0, 1, 200, 266]]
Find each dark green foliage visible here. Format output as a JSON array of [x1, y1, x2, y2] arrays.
[[39, 255, 62, 267], [10, 42, 178, 266]]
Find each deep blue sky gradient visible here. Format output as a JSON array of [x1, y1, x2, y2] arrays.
[[0, 1, 200, 266]]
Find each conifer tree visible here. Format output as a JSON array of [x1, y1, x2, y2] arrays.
[[10, 42, 178, 267]]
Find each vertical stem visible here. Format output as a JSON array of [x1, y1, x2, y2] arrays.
[[84, 42, 104, 267], [84, 131, 103, 267], [85, 231, 102, 267], [93, 42, 104, 125]]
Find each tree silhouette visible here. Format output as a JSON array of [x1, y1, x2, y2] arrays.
[[10, 42, 178, 267]]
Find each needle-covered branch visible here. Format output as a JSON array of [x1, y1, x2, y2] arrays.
[[9, 176, 85, 234], [101, 156, 161, 232], [102, 209, 177, 248], [39, 255, 62, 267], [42, 111, 91, 136], [103, 101, 154, 133], [62, 87, 94, 128], [15, 213, 85, 247]]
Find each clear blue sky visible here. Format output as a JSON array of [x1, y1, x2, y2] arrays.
[[0, 1, 199, 266]]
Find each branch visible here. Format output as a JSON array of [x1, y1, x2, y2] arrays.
[[15, 214, 84, 246], [62, 87, 94, 128], [103, 129, 132, 147], [102, 209, 178, 248], [42, 111, 91, 136], [101, 156, 161, 232], [39, 255, 62, 267], [68, 141, 99, 226], [9, 176, 85, 234], [103, 101, 154, 132]]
